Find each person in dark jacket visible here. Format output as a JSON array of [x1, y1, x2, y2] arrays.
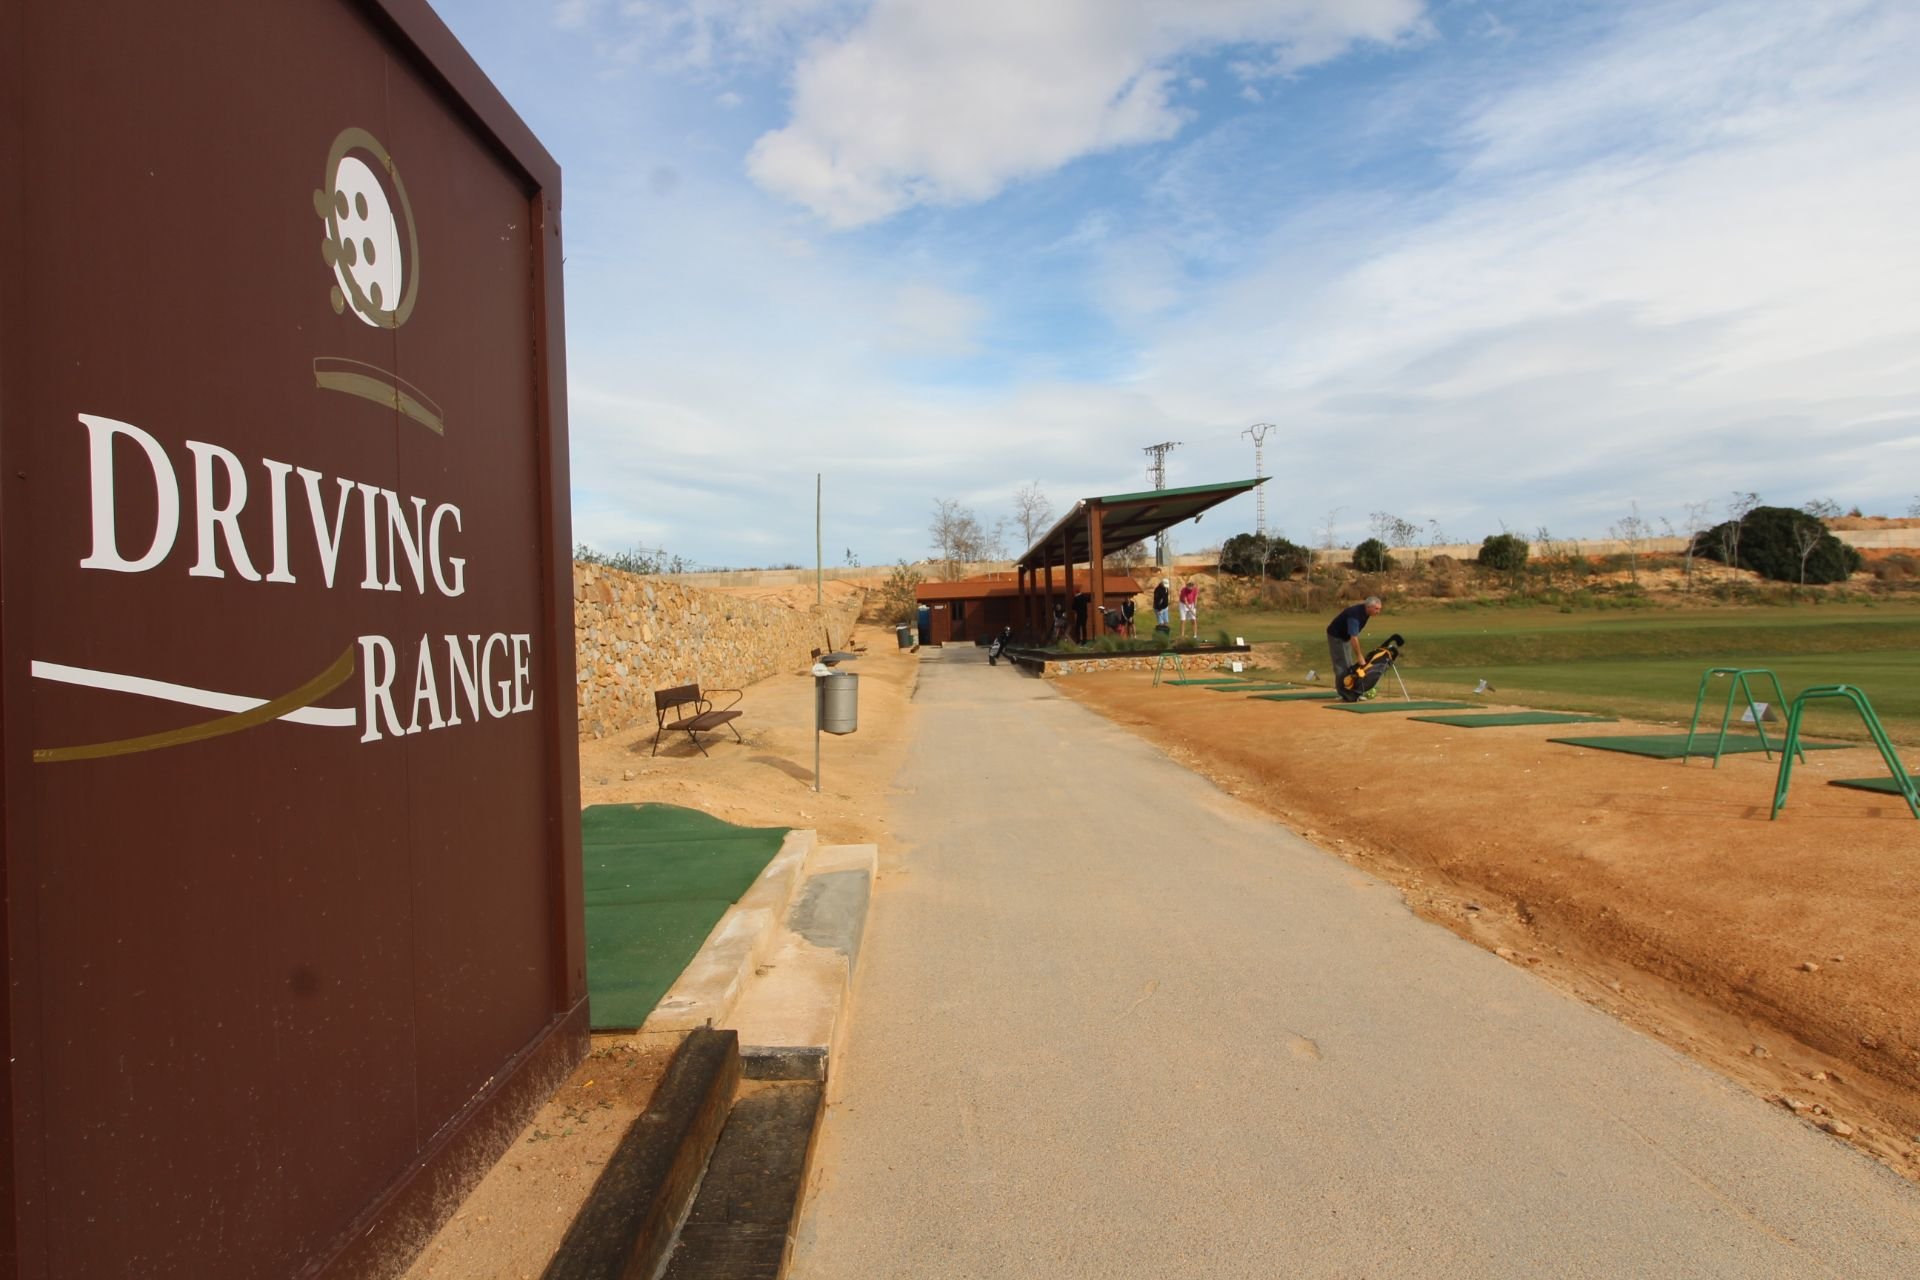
[[1326, 596, 1383, 682], [1152, 578, 1171, 628]]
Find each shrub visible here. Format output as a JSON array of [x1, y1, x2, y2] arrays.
[[1352, 538, 1395, 573], [1219, 532, 1311, 578], [876, 560, 924, 624], [1692, 506, 1861, 584], [1477, 533, 1529, 573]]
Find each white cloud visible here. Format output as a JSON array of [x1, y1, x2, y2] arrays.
[[1133, 0, 1920, 531], [882, 284, 986, 355], [746, 0, 1427, 226]]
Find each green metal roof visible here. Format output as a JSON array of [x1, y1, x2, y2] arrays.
[[1016, 477, 1266, 570]]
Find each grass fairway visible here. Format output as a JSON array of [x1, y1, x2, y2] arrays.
[[1219, 600, 1920, 744]]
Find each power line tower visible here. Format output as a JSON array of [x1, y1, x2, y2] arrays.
[[1142, 440, 1181, 567], [1242, 423, 1274, 536]]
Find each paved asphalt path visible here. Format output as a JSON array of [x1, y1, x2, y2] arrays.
[[788, 647, 1920, 1278]]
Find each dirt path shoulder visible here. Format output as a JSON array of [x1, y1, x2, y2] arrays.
[[402, 629, 919, 1279], [1055, 672, 1920, 1178]]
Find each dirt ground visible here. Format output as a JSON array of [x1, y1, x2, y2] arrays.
[[405, 615, 1919, 1275], [400, 623, 920, 1279], [1054, 669, 1920, 1179]]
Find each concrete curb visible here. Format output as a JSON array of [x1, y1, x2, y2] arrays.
[[634, 829, 818, 1037], [724, 842, 876, 1081], [543, 1028, 740, 1280]]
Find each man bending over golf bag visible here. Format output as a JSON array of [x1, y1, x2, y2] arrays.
[[1325, 596, 1384, 686], [1338, 633, 1405, 702]]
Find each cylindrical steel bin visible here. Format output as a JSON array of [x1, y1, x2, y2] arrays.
[[895, 624, 913, 648], [816, 672, 858, 734]]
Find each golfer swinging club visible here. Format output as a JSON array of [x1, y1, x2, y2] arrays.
[[1326, 596, 1383, 689]]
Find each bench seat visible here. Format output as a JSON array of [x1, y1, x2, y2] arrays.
[[653, 684, 744, 756]]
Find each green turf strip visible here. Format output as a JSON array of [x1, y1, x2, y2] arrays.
[[1207, 682, 1298, 693], [1829, 775, 1918, 795], [1547, 734, 1853, 759], [1165, 677, 1253, 685], [582, 803, 789, 1030], [1408, 712, 1618, 727], [1251, 690, 1339, 702], [1324, 700, 1476, 714]]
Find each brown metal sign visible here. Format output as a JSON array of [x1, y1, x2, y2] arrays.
[[0, 2, 586, 1276]]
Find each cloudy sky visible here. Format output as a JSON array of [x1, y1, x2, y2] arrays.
[[433, 0, 1920, 569]]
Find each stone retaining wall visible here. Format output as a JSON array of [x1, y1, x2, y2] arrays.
[[575, 564, 862, 740]]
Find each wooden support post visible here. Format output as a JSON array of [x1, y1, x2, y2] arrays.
[[1043, 553, 1055, 642], [1087, 502, 1107, 639], [1064, 557, 1077, 643]]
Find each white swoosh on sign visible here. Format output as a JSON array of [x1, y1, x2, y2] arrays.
[[30, 661, 357, 727]]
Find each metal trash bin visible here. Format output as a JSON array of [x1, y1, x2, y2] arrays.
[[816, 671, 858, 735], [895, 623, 913, 649]]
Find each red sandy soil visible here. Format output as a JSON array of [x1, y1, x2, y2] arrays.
[[1056, 672, 1920, 1179]]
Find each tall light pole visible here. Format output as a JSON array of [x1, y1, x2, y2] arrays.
[[1242, 423, 1274, 536], [1142, 440, 1181, 566]]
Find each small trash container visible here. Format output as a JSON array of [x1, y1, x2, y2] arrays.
[[816, 671, 858, 735], [895, 623, 913, 648]]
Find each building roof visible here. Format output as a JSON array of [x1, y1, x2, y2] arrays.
[[917, 574, 1142, 602], [1015, 478, 1266, 571]]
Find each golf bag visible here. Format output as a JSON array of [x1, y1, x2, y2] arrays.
[[1338, 633, 1405, 702], [988, 626, 1013, 665]]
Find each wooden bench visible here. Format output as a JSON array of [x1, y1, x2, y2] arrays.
[[652, 683, 744, 757]]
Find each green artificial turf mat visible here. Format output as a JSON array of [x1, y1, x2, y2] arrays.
[[1207, 682, 1297, 693], [1250, 691, 1339, 702], [582, 803, 789, 1030], [1829, 775, 1917, 795], [1547, 734, 1853, 759], [1408, 712, 1618, 727], [1165, 677, 1253, 685], [1324, 700, 1476, 714]]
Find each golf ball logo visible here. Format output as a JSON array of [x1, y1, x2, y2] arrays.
[[314, 128, 419, 328]]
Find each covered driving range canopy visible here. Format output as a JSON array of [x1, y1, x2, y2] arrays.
[[1012, 477, 1266, 642]]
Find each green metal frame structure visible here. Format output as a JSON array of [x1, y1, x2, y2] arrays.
[[1151, 651, 1185, 686], [1770, 685, 1919, 821], [1682, 667, 1802, 768]]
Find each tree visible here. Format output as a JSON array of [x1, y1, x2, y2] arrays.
[[1609, 502, 1650, 585], [1318, 508, 1343, 575], [1368, 511, 1421, 577], [929, 498, 996, 580], [1679, 500, 1714, 591], [1352, 538, 1394, 573], [1719, 491, 1761, 581], [1802, 498, 1842, 521], [1391, 516, 1422, 568], [1692, 506, 1860, 583], [1104, 540, 1150, 576], [876, 560, 924, 623], [1220, 532, 1310, 579], [1477, 532, 1529, 573], [1012, 481, 1053, 550]]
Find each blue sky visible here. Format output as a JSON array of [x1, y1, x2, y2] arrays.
[[432, 0, 1920, 569]]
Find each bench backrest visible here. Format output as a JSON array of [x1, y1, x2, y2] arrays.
[[655, 684, 703, 718]]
